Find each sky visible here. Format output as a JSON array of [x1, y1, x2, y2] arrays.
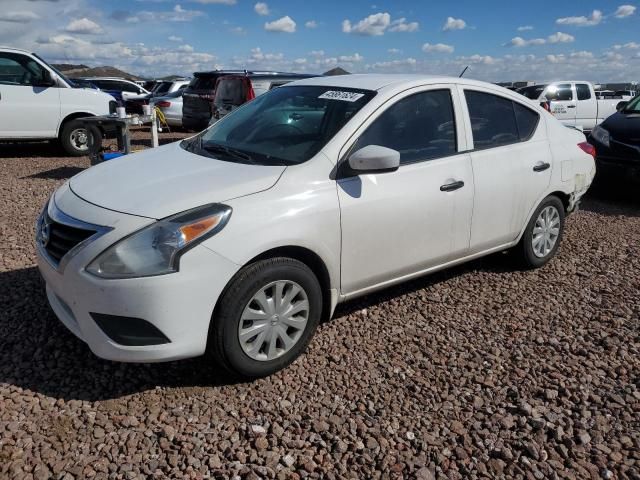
[[1, 0, 639, 82]]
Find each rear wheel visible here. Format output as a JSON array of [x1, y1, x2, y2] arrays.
[[515, 195, 565, 268], [208, 257, 322, 378], [60, 120, 100, 157]]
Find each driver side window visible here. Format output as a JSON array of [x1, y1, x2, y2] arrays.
[[0, 53, 45, 86], [351, 89, 458, 165]]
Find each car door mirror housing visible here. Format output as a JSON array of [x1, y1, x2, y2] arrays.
[[347, 145, 400, 174]]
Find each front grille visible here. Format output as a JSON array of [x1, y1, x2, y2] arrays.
[[43, 212, 96, 263]]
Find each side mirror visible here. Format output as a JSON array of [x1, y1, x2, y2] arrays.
[[36, 70, 56, 87], [616, 101, 628, 111], [347, 145, 400, 174]]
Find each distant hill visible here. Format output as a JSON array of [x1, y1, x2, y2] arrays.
[[324, 67, 350, 76], [52, 64, 144, 81]]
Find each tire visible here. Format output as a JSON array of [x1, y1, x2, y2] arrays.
[[59, 120, 100, 157], [516, 195, 565, 269], [208, 257, 323, 378]]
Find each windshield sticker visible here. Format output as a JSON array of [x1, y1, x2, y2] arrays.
[[319, 91, 365, 102]]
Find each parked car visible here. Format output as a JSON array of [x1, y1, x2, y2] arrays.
[[80, 77, 150, 104], [0, 47, 116, 156], [589, 94, 640, 181], [152, 90, 184, 127], [517, 81, 630, 133], [210, 73, 318, 123], [70, 78, 99, 90], [36, 74, 595, 378], [150, 79, 190, 97]]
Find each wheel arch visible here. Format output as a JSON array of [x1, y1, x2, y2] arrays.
[[516, 190, 571, 244], [57, 112, 97, 137]]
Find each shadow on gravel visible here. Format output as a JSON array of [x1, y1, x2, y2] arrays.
[[0, 141, 63, 159], [23, 166, 85, 180], [581, 173, 640, 218], [0, 267, 241, 402]]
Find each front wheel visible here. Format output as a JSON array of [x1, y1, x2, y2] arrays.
[[515, 196, 565, 269], [208, 257, 323, 378], [59, 120, 100, 157]]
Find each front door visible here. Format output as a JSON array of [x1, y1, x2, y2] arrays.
[[0, 52, 60, 138], [337, 87, 474, 295], [545, 83, 577, 127]]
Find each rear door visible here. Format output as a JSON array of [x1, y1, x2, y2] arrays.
[[545, 83, 577, 126], [0, 52, 60, 138], [575, 83, 597, 131], [461, 88, 550, 252]]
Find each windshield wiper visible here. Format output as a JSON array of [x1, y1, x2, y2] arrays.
[[201, 142, 253, 162]]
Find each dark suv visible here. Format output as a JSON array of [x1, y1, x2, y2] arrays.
[[182, 71, 243, 131]]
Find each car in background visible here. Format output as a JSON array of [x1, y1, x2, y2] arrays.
[[589, 94, 640, 182], [152, 90, 184, 128], [518, 81, 630, 133], [70, 78, 99, 90], [150, 79, 190, 97], [0, 47, 116, 156], [37, 74, 595, 378], [182, 70, 244, 131], [80, 77, 150, 104], [209, 73, 317, 123]]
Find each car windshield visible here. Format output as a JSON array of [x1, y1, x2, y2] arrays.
[[623, 95, 640, 113], [518, 85, 546, 100], [184, 85, 376, 166]]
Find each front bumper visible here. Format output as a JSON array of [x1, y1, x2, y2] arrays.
[[36, 185, 240, 363]]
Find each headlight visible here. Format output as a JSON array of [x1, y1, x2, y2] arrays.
[[591, 125, 610, 148], [86, 204, 231, 278]]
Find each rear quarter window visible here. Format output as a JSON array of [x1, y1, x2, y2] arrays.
[[513, 103, 540, 141]]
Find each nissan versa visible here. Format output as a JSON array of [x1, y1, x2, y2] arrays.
[[36, 75, 596, 378]]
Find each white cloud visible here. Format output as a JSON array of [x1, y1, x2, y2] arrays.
[[0, 11, 40, 23], [466, 54, 497, 65], [254, 2, 269, 16], [570, 50, 594, 59], [342, 12, 390, 36], [388, 48, 402, 54], [547, 31, 575, 44], [305, 20, 317, 28], [342, 12, 418, 36], [442, 16, 466, 31], [264, 15, 296, 33], [422, 43, 454, 53], [614, 5, 636, 18], [388, 17, 419, 32], [294, 58, 307, 64], [309, 50, 325, 57], [126, 4, 204, 23], [338, 53, 364, 62], [517, 25, 534, 31], [64, 18, 104, 35], [613, 42, 640, 50], [507, 36, 546, 47], [176, 44, 194, 52], [229, 26, 246, 34], [168, 35, 183, 42], [367, 57, 417, 70], [191, 0, 236, 3], [556, 10, 602, 27]]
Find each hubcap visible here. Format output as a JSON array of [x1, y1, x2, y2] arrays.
[[238, 280, 309, 362], [532, 206, 561, 258], [70, 128, 89, 151]]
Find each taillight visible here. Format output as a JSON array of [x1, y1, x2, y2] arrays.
[[156, 101, 171, 108], [578, 141, 596, 159]]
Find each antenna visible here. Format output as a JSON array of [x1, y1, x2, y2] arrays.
[[459, 66, 469, 78]]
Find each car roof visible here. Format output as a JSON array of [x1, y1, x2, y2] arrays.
[[289, 74, 495, 91]]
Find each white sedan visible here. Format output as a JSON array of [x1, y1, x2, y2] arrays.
[[36, 74, 596, 378]]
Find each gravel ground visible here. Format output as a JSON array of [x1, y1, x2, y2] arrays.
[[1, 133, 639, 480]]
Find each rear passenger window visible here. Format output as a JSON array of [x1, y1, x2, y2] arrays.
[[352, 89, 457, 165], [576, 84, 591, 100], [513, 103, 539, 141], [465, 91, 519, 149]]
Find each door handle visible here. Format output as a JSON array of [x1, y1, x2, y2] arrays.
[[566, 105, 576, 109], [533, 162, 551, 172], [440, 180, 465, 192]]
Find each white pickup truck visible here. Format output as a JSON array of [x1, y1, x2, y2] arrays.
[[517, 81, 630, 133], [0, 47, 116, 156]]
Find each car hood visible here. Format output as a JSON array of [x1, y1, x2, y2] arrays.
[[69, 141, 286, 219], [603, 112, 640, 143]]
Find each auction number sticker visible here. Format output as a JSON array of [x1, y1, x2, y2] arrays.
[[319, 91, 365, 102]]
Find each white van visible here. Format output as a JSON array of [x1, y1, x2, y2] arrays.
[[0, 47, 116, 156]]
